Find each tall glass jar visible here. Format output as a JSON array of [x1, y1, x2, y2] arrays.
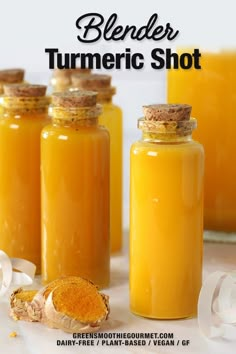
[[130, 104, 204, 319], [168, 50, 236, 240], [50, 68, 91, 92], [0, 84, 50, 271], [71, 74, 123, 253], [41, 91, 110, 288]]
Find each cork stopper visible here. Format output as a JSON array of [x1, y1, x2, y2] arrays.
[[53, 68, 91, 78], [52, 69, 70, 78], [69, 68, 91, 75], [143, 104, 192, 121], [52, 91, 97, 108], [3, 84, 47, 97], [0, 69, 24, 83], [71, 74, 111, 90]]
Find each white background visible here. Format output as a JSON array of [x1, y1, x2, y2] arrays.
[[0, 0, 235, 228]]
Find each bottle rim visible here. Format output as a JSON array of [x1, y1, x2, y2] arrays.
[[138, 117, 197, 135]]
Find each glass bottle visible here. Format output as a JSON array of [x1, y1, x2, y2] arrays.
[[41, 91, 110, 288], [0, 84, 50, 271], [168, 50, 236, 241], [50, 68, 91, 92], [71, 74, 123, 253], [130, 104, 204, 319]]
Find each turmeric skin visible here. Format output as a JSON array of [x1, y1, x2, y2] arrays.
[[9, 276, 109, 333], [10, 288, 38, 321]]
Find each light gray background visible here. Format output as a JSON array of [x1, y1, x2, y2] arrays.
[[0, 0, 235, 228]]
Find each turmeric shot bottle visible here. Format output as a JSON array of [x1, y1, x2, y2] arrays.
[[71, 74, 123, 253], [130, 104, 204, 319], [168, 50, 236, 237], [0, 84, 50, 271], [41, 91, 110, 288], [50, 68, 91, 93]]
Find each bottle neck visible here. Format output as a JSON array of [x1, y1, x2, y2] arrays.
[[141, 131, 193, 143], [97, 96, 112, 104], [51, 76, 71, 93], [97, 91, 114, 105], [0, 96, 50, 114], [53, 117, 98, 128], [138, 118, 197, 143], [50, 105, 101, 127]]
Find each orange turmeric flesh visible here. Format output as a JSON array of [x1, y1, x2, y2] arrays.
[[42, 276, 81, 300], [14, 289, 38, 302], [52, 280, 108, 323]]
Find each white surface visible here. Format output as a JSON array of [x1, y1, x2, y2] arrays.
[[1, 240, 236, 354]]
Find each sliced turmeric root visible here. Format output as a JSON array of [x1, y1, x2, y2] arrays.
[[44, 278, 109, 333], [10, 276, 109, 333], [10, 288, 38, 321], [28, 276, 90, 322]]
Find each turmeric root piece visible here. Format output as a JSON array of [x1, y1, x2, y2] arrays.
[[28, 276, 96, 322], [44, 278, 109, 333], [9, 331, 17, 338], [10, 288, 38, 321], [9, 276, 110, 333]]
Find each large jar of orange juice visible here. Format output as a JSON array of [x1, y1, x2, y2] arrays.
[[130, 104, 204, 319], [71, 74, 123, 253], [0, 84, 50, 271], [168, 51, 236, 238], [41, 91, 110, 288]]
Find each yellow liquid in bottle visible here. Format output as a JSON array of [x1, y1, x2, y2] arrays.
[[168, 50, 236, 231], [0, 111, 50, 271], [41, 122, 110, 288], [130, 138, 204, 319], [99, 102, 123, 253]]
